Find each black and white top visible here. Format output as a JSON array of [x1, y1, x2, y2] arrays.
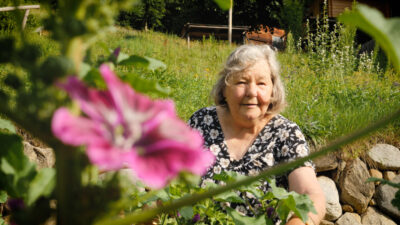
[[188, 106, 314, 219]]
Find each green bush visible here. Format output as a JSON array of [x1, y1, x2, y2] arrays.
[[117, 0, 166, 30], [278, 0, 305, 41]]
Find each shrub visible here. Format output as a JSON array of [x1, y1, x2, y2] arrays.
[[278, 0, 305, 41]]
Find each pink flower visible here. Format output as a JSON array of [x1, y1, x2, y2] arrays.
[[52, 64, 214, 188]]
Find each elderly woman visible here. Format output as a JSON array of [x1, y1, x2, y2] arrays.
[[188, 45, 325, 225]]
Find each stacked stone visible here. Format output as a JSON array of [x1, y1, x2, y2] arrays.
[[315, 144, 400, 225]]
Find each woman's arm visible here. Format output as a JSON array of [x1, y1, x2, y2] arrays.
[[286, 166, 326, 225]]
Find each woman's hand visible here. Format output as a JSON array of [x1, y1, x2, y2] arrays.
[[287, 166, 326, 225]]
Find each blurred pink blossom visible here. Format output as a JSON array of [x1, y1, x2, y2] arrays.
[[52, 64, 214, 188]]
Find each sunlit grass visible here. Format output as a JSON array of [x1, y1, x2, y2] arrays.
[[1, 27, 400, 156]]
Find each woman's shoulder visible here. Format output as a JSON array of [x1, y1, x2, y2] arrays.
[[189, 106, 216, 120], [192, 106, 216, 116], [187, 106, 217, 127], [269, 114, 301, 130]]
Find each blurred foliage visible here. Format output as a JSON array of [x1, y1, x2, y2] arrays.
[[278, 0, 305, 41], [117, 0, 283, 34]]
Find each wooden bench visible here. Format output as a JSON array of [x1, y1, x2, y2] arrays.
[[181, 23, 250, 47], [0, 5, 40, 29]]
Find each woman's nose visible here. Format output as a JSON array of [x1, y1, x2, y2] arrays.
[[246, 83, 257, 97]]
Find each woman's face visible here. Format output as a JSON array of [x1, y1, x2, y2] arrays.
[[224, 59, 273, 124]]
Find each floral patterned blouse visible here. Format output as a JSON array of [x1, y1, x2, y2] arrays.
[[188, 106, 314, 220]]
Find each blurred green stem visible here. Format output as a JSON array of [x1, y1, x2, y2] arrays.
[[65, 37, 84, 74], [96, 107, 400, 225]]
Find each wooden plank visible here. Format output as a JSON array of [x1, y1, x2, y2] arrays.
[[330, 0, 352, 17], [0, 5, 40, 12], [185, 24, 249, 30], [188, 31, 243, 39]]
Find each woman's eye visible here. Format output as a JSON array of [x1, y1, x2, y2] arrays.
[[258, 82, 266, 86]]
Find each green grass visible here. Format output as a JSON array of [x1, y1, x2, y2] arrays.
[[2, 27, 400, 154], [85, 28, 236, 120]]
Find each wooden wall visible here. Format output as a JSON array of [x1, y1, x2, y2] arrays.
[[309, 0, 392, 18]]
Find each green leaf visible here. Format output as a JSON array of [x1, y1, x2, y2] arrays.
[[119, 55, 149, 67], [226, 208, 267, 225], [79, 62, 92, 78], [0, 190, 7, 203], [155, 189, 170, 202], [123, 73, 170, 96], [213, 171, 244, 182], [119, 55, 166, 71], [116, 52, 129, 64], [269, 179, 290, 199], [238, 182, 263, 199], [290, 194, 316, 222], [82, 68, 106, 89], [145, 56, 166, 71], [339, 4, 400, 71], [214, 0, 232, 10], [276, 200, 291, 223], [179, 206, 194, 220], [26, 168, 56, 206], [0, 133, 36, 198], [0, 118, 16, 134], [0, 133, 28, 172], [214, 190, 245, 203], [392, 190, 400, 211]]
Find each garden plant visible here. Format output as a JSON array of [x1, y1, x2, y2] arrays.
[[0, 0, 400, 224]]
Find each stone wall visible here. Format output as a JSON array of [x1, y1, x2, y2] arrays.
[[314, 144, 400, 225], [20, 138, 400, 225]]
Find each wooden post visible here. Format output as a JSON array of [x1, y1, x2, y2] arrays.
[[228, 0, 233, 45], [22, 9, 30, 29], [187, 33, 190, 48]]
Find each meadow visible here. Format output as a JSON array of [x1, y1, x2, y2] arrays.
[[87, 26, 400, 156], [1, 24, 400, 157]]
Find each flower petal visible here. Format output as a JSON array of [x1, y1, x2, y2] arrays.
[[86, 144, 137, 171], [141, 117, 204, 149], [100, 64, 134, 119], [51, 108, 106, 146], [60, 76, 121, 126], [130, 141, 214, 188]]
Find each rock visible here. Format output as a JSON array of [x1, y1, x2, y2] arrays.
[[335, 213, 362, 225], [375, 175, 400, 220], [367, 144, 400, 170], [23, 141, 55, 170], [317, 176, 342, 221], [342, 204, 354, 213], [361, 207, 397, 225], [384, 171, 396, 181], [339, 158, 375, 214], [320, 220, 334, 225], [333, 161, 346, 185], [315, 153, 338, 172], [369, 169, 382, 185], [370, 198, 376, 206]]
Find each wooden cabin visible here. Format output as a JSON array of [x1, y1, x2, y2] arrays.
[[309, 0, 397, 18]]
